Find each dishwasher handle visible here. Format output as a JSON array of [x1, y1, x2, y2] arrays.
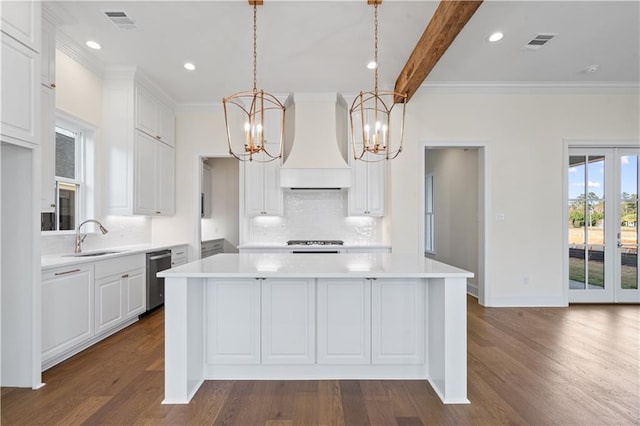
[[148, 253, 172, 261]]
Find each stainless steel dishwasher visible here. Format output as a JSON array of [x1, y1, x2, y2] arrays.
[[146, 249, 172, 312]]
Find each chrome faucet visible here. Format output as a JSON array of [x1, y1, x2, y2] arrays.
[[75, 219, 109, 253]]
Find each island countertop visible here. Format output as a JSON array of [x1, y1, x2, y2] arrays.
[[158, 253, 474, 279]]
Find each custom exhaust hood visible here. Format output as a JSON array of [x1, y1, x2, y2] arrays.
[[280, 93, 351, 189]]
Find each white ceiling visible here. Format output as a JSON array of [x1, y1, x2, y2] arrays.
[[50, 1, 639, 104]]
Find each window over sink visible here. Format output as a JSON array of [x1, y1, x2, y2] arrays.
[[41, 112, 97, 232]]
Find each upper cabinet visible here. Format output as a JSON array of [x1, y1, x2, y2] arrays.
[[0, 0, 41, 53], [135, 85, 175, 147], [39, 11, 56, 212], [40, 14, 55, 89], [243, 149, 283, 217], [103, 69, 176, 216], [1, 30, 39, 147]]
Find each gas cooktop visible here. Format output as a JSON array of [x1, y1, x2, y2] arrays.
[[286, 240, 344, 246]]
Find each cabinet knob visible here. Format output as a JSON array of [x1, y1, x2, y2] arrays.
[[50, 204, 56, 208], [155, 211, 161, 214], [156, 135, 161, 140], [50, 83, 56, 88], [122, 274, 129, 278]]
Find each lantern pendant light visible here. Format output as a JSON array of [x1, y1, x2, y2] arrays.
[[350, 0, 407, 162], [223, 1, 284, 162]]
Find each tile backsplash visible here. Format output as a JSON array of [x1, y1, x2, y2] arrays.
[[247, 190, 383, 244], [41, 215, 151, 255]]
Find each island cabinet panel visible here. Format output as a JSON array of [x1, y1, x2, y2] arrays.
[[261, 279, 315, 364], [371, 278, 425, 364], [206, 279, 261, 364], [317, 279, 371, 364]]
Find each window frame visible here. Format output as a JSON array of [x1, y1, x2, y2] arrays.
[[41, 110, 97, 234]]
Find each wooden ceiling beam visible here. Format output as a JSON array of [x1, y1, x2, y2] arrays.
[[248, 0, 263, 5], [394, 0, 483, 103]]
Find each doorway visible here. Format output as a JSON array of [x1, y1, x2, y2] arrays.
[[198, 156, 240, 255], [421, 144, 486, 305], [567, 147, 639, 303]]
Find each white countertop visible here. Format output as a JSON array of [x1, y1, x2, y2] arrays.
[[41, 243, 188, 270], [159, 253, 473, 279]]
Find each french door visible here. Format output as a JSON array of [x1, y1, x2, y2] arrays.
[[567, 147, 639, 303]]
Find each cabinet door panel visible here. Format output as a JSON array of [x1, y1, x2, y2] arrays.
[[158, 102, 175, 147], [135, 85, 158, 137], [40, 16, 55, 87], [0, 0, 40, 52], [206, 279, 260, 364], [95, 276, 123, 334], [42, 267, 94, 360], [134, 131, 157, 214], [124, 269, 146, 318], [317, 279, 371, 364], [263, 153, 283, 215], [40, 85, 55, 211], [157, 142, 175, 215], [1, 34, 38, 145], [262, 279, 315, 364], [243, 160, 264, 216], [372, 279, 425, 364]]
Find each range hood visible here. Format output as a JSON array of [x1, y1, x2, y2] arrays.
[[280, 93, 351, 189]]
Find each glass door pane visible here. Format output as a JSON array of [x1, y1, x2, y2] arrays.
[[616, 151, 639, 302]]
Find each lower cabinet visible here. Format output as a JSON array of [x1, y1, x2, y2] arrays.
[[171, 245, 188, 267], [261, 278, 315, 364], [371, 278, 425, 364], [206, 278, 261, 364], [42, 253, 146, 369], [42, 265, 94, 364], [204, 277, 424, 368], [317, 278, 371, 364]]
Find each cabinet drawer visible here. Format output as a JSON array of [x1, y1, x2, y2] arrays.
[[94, 253, 145, 280]]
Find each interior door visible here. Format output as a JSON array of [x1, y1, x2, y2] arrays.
[[568, 147, 639, 303]]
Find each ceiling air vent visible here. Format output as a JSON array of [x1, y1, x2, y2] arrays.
[[523, 33, 557, 50], [104, 11, 137, 30]]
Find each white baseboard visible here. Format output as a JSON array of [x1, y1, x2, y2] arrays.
[[467, 281, 478, 298]]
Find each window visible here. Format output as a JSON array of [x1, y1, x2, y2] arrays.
[[41, 113, 96, 232], [425, 173, 435, 254]]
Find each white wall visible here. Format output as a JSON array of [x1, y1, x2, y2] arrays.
[[425, 148, 479, 292], [391, 90, 640, 306], [201, 157, 240, 252]]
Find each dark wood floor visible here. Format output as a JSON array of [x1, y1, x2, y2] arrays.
[[2, 297, 638, 425]]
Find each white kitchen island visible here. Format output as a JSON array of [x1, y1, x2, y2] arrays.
[[159, 253, 473, 405]]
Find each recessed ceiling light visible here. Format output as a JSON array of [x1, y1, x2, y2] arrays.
[[585, 64, 599, 73], [184, 62, 196, 71], [86, 40, 102, 50], [488, 32, 504, 42], [367, 61, 377, 70]]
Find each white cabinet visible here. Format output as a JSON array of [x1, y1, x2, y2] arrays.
[[201, 239, 224, 258], [261, 278, 315, 364], [40, 84, 55, 212], [371, 278, 425, 364], [243, 148, 283, 216], [1, 32, 39, 146], [317, 279, 371, 364], [206, 279, 261, 364], [41, 265, 94, 364], [94, 254, 146, 335], [171, 245, 188, 267], [132, 131, 175, 216], [201, 163, 212, 218], [0, 0, 41, 52], [40, 14, 55, 89], [103, 70, 176, 216], [135, 84, 175, 147], [349, 143, 385, 216]]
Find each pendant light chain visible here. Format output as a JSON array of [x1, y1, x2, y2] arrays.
[[374, 3, 379, 93], [253, 4, 257, 93]]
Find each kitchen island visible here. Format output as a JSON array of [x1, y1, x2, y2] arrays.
[[159, 253, 473, 405]]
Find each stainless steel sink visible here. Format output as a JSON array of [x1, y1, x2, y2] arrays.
[[62, 251, 122, 257]]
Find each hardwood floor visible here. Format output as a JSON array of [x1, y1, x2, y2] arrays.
[[2, 297, 638, 425]]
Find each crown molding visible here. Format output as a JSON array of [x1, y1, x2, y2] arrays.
[[419, 81, 639, 95], [56, 31, 105, 78]]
